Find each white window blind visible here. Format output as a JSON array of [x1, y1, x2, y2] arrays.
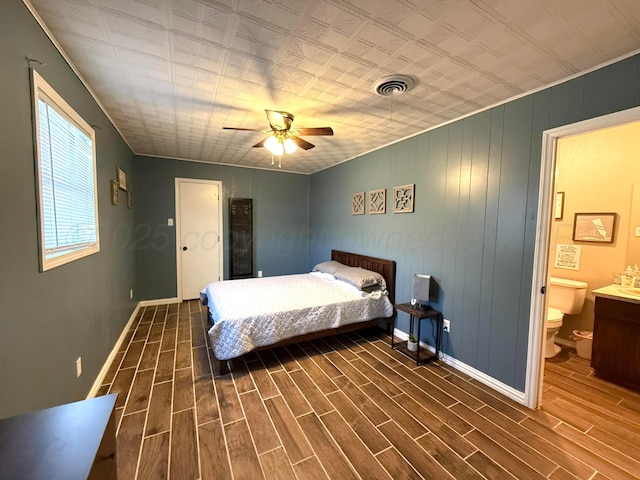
[[32, 70, 99, 271]]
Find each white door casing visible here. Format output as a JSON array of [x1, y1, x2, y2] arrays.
[[175, 178, 223, 300]]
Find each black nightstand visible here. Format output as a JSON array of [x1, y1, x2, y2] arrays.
[[392, 303, 443, 365]]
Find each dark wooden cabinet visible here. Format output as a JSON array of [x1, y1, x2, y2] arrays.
[[0, 393, 117, 479], [229, 198, 253, 279], [592, 296, 640, 391]]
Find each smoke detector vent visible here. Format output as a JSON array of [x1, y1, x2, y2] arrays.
[[372, 75, 416, 96]]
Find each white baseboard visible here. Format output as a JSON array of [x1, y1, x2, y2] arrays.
[[90, 311, 527, 406], [138, 297, 179, 307], [87, 297, 182, 398], [393, 328, 526, 405], [86, 303, 141, 399]]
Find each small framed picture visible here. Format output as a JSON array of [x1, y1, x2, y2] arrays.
[[554, 191, 565, 220], [117, 166, 127, 191], [110, 179, 119, 206], [573, 212, 616, 243], [127, 189, 133, 209]]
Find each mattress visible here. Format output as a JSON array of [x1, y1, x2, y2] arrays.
[[202, 272, 393, 360]]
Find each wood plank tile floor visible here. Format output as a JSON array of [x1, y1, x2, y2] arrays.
[[98, 300, 640, 479]]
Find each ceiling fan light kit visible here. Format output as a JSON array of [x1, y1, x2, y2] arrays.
[[264, 135, 284, 155], [283, 138, 297, 154], [224, 109, 333, 168]]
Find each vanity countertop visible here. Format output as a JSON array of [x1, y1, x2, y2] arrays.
[[592, 284, 640, 304]]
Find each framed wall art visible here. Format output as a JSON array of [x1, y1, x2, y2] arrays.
[[554, 191, 565, 220], [110, 179, 119, 206], [117, 166, 127, 191], [572, 212, 616, 243], [369, 188, 386, 215], [393, 184, 414, 213], [554, 244, 581, 270], [352, 192, 365, 215]]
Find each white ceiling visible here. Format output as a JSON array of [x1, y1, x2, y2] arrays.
[[26, 0, 640, 174]]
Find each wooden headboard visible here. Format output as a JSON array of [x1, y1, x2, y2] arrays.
[[331, 250, 397, 304]]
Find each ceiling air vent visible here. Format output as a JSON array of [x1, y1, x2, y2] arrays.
[[372, 75, 416, 96]]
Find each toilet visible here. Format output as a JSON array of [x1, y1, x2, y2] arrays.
[[545, 277, 588, 358]]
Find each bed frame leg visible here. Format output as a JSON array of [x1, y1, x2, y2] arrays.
[[217, 359, 230, 376]]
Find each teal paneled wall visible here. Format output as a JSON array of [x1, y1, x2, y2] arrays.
[[134, 156, 310, 300], [310, 54, 640, 390], [0, 0, 137, 418]]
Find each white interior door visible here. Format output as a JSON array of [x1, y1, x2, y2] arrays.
[[176, 179, 222, 300]]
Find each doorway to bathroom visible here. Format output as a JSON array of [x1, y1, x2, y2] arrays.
[[525, 106, 640, 409]]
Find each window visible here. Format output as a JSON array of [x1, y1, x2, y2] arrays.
[[32, 70, 99, 271]]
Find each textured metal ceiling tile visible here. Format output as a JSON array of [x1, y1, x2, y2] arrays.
[[25, 0, 640, 174]]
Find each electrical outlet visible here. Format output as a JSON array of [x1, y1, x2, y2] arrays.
[[129, 288, 134, 300], [258, 271, 263, 278], [443, 319, 451, 333], [76, 357, 82, 377]]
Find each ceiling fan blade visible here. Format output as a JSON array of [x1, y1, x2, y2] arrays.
[[292, 137, 315, 150], [296, 127, 334, 136], [223, 127, 262, 132], [252, 137, 270, 148], [265, 109, 293, 131]]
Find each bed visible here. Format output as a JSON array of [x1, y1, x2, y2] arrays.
[[201, 250, 396, 374]]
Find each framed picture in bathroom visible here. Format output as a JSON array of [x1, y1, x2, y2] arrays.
[[554, 191, 565, 220], [572, 212, 616, 243]]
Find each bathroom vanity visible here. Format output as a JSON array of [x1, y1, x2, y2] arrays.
[[591, 285, 640, 391]]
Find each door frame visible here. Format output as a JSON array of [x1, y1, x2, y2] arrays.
[[525, 106, 640, 409], [175, 178, 224, 302]]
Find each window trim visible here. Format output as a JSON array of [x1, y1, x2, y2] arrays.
[[31, 69, 100, 271]]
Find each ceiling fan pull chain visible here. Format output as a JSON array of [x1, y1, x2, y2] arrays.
[[271, 154, 275, 166], [278, 156, 282, 168]]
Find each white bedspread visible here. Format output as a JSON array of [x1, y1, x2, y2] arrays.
[[202, 272, 393, 360]]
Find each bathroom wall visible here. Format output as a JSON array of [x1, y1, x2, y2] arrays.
[[627, 182, 640, 265], [549, 121, 640, 339]]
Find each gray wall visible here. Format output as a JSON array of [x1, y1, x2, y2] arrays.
[[309, 54, 640, 391], [0, 0, 137, 418], [134, 156, 310, 300]]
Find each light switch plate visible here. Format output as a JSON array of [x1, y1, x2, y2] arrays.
[[168, 218, 174, 227], [635, 227, 640, 237]]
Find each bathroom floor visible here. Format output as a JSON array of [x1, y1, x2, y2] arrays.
[[543, 347, 640, 474]]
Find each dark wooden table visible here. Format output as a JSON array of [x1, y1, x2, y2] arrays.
[[393, 303, 443, 365], [0, 393, 117, 479]]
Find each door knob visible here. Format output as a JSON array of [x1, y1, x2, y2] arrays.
[[182, 246, 187, 251]]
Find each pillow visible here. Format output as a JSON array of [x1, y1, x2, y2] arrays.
[[334, 266, 386, 290], [312, 260, 346, 275]]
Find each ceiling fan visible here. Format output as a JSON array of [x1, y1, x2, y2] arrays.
[[224, 109, 333, 167]]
